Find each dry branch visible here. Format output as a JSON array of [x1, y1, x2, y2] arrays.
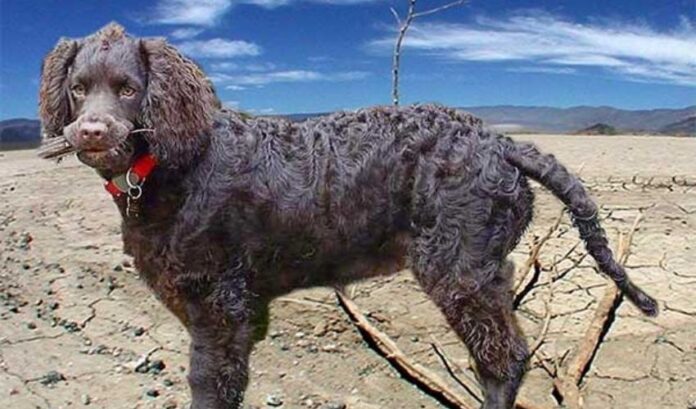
[[513, 207, 565, 297], [37, 136, 75, 160], [335, 289, 477, 408], [552, 212, 644, 408], [335, 290, 551, 409], [390, 0, 467, 105]]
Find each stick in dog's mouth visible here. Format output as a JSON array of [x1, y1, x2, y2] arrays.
[[37, 136, 75, 160]]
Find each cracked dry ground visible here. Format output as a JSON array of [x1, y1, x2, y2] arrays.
[[1, 134, 695, 409]]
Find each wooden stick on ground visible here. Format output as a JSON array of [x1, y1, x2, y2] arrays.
[[335, 289, 477, 409], [552, 212, 644, 408], [430, 339, 484, 404], [513, 207, 565, 296], [335, 290, 552, 409]]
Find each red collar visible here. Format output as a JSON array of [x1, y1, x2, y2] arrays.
[[104, 154, 157, 198]]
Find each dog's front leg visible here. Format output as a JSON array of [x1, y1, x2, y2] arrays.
[[186, 299, 252, 409]]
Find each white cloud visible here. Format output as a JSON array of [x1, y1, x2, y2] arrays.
[[177, 38, 261, 58], [152, 0, 232, 26], [507, 66, 577, 75], [151, 0, 383, 25], [169, 27, 204, 39], [211, 61, 278, 71], [210, 61, 240, 71], [213, 69, 369, 86], [370, 13, 696, 86], [248, 107, 276, 114]]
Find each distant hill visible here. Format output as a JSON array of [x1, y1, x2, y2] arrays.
[[0, 118, 41, 150], [574, 123, 620, 135], [2, 105, 693, 150], [659, 116, 696, 137], [284, 105, 695, 135], [461, 105, 695, 134]]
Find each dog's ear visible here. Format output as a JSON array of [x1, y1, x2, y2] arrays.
[[38, 38, 79, 139], [139, 38, 220, 168]]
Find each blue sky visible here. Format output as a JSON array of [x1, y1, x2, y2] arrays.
[[0, 0, 694, 119]]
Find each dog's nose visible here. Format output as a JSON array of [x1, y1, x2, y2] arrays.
[[78, 121, 108, 141]]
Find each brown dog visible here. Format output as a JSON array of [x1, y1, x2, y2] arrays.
[[38, 23, 657, 409]]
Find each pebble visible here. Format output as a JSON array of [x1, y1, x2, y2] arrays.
[[81, 393, 91, 405], [266, 394, 283, 407], [148, 359, 166, 374], [321, 343, 339, 353], [145, 388, 160, 398], [26, 322, 37, 330], [133, 327, 145, 336], [319, 402, 346, 409], [39, 370, 65, 386], [163, 378, 174, 387]]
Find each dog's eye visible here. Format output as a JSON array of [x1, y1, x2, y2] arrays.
[[119, 86, 136, 98], [71, 84, 86, 97]]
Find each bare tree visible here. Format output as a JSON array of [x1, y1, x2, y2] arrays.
[[390, 0, 467, 105]]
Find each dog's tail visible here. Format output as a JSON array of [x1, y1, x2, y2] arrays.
[[503, 138, 658, 317]]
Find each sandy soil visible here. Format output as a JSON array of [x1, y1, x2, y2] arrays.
[[1, 134, 695, 409]]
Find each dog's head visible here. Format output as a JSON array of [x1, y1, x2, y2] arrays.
[[38, 22, 219, 172]]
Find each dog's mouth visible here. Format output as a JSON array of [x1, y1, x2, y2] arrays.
[[76, 133, 151, 173]]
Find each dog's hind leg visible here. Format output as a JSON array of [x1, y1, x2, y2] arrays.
[[414, 256, 528, 409], [410, 184, 531, 408]]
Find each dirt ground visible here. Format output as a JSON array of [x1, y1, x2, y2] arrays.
[[1, 134, 694, 409]]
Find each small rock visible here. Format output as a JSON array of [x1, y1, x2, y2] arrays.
[[39, 370, 65, 386], [148, 359, 166, 374], [81, 393, 91, 405], [145, 388, 160, 398], [321, 344, 340, 353], [266, 393, 283, 407], [163, 398, 178, 409], [26, 322, 37, 330], [319, 401, 346, 409], [163, 378, 174, 387], [313, 322, 328, 337], [133, 327, 145, 337]]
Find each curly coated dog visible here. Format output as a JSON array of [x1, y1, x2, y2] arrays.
[[38, 23, 658, 409]]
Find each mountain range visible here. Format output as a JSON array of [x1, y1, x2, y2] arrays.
[[2, 105, 694, 150]]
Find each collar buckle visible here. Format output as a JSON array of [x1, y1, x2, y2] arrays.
[[104, 153, 157, 218]]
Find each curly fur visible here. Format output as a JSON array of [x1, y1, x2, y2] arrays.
[[39, 24, 658, 409], [138, 38, 220, 168], [39, 38, 79, 137]]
